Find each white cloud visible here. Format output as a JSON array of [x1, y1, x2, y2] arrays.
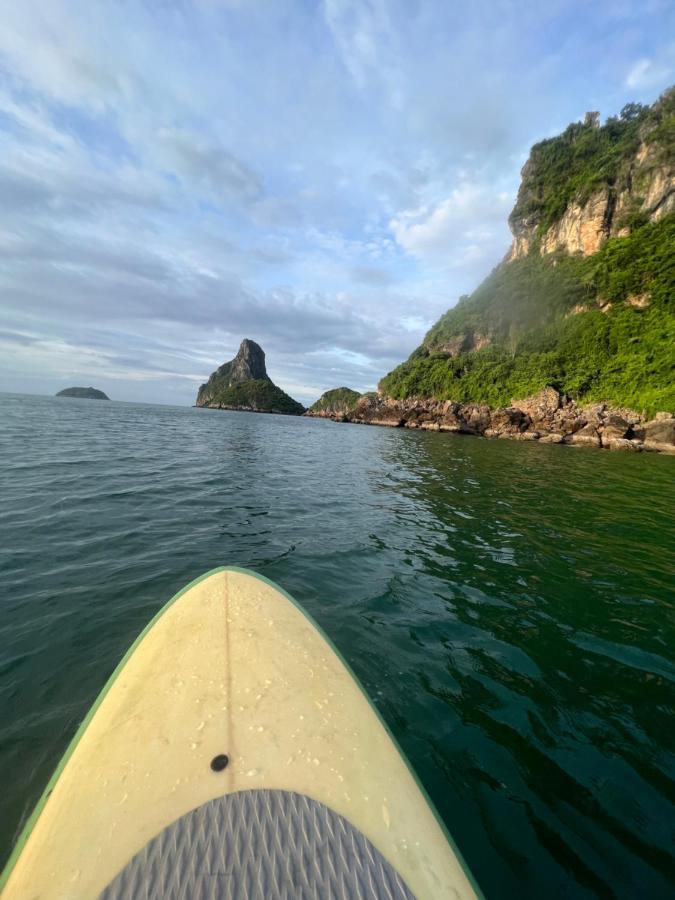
[[323, 0, 405, 105], [389, 181, 513, 270], [155, 127, 264, 203], [0, 3, 136, 110], [625, 57, 672, 89]]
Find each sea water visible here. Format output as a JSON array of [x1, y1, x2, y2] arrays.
[[1, 392, 673, 898]]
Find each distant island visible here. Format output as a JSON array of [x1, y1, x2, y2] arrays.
[[196, 339, 305, 415], [56, 387, 110, 400]]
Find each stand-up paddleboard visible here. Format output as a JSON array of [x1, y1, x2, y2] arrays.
[[1, 567, 482, 899]]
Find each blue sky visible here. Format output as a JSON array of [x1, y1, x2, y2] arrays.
[[0, 0, 672, 405]]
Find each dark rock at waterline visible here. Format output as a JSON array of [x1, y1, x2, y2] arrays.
[[641, 415, 675, 452]]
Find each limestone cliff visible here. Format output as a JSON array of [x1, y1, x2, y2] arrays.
[[508, 88, 674, 260], [196, 339, 304, 415]]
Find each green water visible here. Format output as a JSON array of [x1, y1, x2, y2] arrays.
[[1, 392, 674, 897]]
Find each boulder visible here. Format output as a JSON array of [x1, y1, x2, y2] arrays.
[[641, 416, 675, 453], [439, 404, 465, 432], [600, 414, 631, 444], [518, 431, 541, 441], [512, 387, 561, 423], [582, 403, 607, 426], [568, 424, 601, 447], [554, 411, 586, 435], [460, 404, 492, 434], [604, 438, 642, 452], [610, 407, 643, 426], [489, 407, 531, 435]]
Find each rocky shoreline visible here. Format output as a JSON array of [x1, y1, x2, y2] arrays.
[[198, 402, 302, 415], [315, 388, 675, 454]]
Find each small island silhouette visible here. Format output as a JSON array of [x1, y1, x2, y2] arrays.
[[56, 387, 110, 400]]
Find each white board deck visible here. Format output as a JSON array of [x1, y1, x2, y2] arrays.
[[1, 567, 481, 899]]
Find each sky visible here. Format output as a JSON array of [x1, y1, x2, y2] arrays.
[[0, 0, 673, 406]]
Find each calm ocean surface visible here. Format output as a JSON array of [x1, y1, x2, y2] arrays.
[[1, 392, 674, 897]]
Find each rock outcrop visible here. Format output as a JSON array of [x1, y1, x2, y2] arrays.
[[196, 339, 304, 415], [56, 387, 109, 400], [305, 387, 362, 421], [343, 389, 675, 454], [508, 89, 675, 261], [435, 332, 492, 357]]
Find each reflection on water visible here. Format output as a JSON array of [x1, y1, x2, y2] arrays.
[[1, 393, 674, 898]]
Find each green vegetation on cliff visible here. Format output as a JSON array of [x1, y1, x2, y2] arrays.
[[203, 378, 305, 414], [308, 387, 361, 414], [510, 89, 674, 235], [380, 216, 675, 414]]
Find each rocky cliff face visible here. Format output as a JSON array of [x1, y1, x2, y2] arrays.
[[434, 332, 492, 358], [510, 155, 674, 261], [508, 89, 674, 260], [227, 338, 268, 383], [196, 339, 304, 415]]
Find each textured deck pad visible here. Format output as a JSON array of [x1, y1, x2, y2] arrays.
[[100, 789, 415, 900]]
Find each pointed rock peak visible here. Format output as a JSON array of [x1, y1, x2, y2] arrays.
[[232, 338, 268, 382], [195, 338, 304, 414]]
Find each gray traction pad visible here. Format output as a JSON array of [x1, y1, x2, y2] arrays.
[[99, 789, 416, 899]]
